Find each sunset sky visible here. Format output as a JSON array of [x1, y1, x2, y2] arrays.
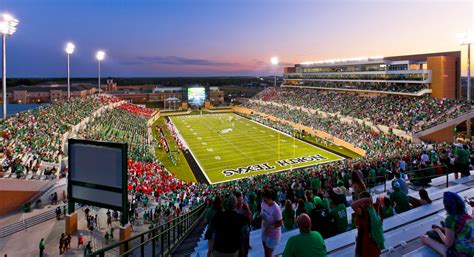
[[1, 0, 473, 77]]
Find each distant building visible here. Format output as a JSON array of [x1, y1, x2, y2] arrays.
[[1, 83, 97, 104], [283, 51, 461, 99], [106, 82, 224, 107]]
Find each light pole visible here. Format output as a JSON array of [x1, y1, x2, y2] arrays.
[[65, 42, 75, 99], [0, 13, 19, 119], [458, 32, 473, 138], [271, 56, 279, 87], [96, 50, 105, 95]]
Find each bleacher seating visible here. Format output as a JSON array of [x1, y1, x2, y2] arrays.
[[191, 176, 474, 257]]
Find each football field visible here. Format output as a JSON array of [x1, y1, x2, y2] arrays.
[[171, 113, 344, 184]]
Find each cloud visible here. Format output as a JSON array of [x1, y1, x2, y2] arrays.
[[122, 56, 237, 66]]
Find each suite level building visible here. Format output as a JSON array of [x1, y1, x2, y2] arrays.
[[283, 51, 461, 99]]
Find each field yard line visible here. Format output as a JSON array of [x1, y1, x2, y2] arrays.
[[169, 116, 212, 184], [187, 139, 302, 153], [181, 129, 281, 154], [171, 113, 345, 184], [245, 118, 346, 161], [195, 115, 259, 164], [197, 147, 318, 160]]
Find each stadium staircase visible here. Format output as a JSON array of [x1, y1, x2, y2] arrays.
[[190, 175, 474, 257], [414, 110, 474, 139]]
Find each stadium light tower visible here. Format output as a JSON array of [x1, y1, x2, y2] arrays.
[[458, 32, 473, 138], [0, 13, 19, 119], [65, 42, 75, 99], [271, 56, 279, 87], [96, 50, 105, 95]]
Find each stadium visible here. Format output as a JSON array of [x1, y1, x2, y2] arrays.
[[0, 2, 474, 257]]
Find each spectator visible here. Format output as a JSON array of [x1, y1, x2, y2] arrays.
[[260, 189, 283, 257], [455, 144, 471, 178], [295, 199, 306, 217], [282, 214, 327, 257], [421, 192, 474, 257], [351, 171, 367, 201], [235, 191, 252, 257], [212, 195, 246, 257], [408, 189, 432, 208], [282, 200, 295, 231], [39, 238, 45, 257], [330, 192, 348, 235], [59, 233, 65, 255], [309, 196, 331, 238], [77, 233, 84, 248], [205, 196, 223, 257], [392, 172, 408, 195], [375, 196, 394, 219], [55, 206, 61, 220], [389, 182, 411, 214], [84, 241, 92, 256], [351, 192, 385, 257]]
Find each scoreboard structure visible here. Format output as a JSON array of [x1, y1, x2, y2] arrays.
[[182, 84, 211, 108]]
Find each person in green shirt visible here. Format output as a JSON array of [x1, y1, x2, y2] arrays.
[[455, 145, 471, 177], [330, 202, 348, 235], [39, 238, 45, 257], [389, 182, 410, 214], [310, 175, 321, 193], [283, 213, 327, 257], [204, 196, 223, 257]]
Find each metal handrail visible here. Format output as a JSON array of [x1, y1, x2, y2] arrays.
[[362, 165, 450, 193], [88, 202, 207, 257]]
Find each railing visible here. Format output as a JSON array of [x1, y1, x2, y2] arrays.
[[0, 203, 74, 238], [88, 202, 207, 257], [362, 165, 450, 193]]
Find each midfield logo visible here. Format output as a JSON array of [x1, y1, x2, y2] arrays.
[[221, 154, 327, 177]]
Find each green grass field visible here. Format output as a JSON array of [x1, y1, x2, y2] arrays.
[[171, 113, 344, 184]]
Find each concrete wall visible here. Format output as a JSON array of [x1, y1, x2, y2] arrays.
[[0, 180, 49, 215], [419, 125, 455, 142]]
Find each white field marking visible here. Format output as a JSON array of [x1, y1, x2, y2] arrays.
[[245, 117, 346, 161], [207, 148, 214, 152], [177, 117, 329, 161], [196, 147, 322, 160], [214, 156, 221, 160], [201, 142, 207, 145], [171, 113, 345, 184], [260, 130, 266, 133], [187, 140, 314, 154], [270, 135, 275, 138], [193, 132, 197, 135], [191, 114, 258, 164], [209, 158, 342, 184], [198, 152, 339, 168], [197, 137, 202, 140]]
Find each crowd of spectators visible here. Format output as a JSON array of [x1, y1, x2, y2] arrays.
[[127, 160, 210, 227], [0, 96, 117, 179], [117, 103, 154, 117], [244, 101, 417, 160], [1, 90, 472, 256], [255, 87, 472, 133], [292, 81, 428, 93], [76, 106, 155, 162]]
